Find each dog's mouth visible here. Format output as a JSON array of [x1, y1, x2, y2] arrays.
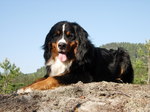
[[58, 51, 67, 62]]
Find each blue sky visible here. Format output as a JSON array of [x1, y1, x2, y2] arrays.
[[0, 0, 150, 73]]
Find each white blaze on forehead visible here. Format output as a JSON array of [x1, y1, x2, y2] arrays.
[[58, 24, 66, 44], [62, 24, 65, 33]]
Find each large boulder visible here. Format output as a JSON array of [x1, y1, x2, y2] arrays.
[[0, 81, 150, 112]]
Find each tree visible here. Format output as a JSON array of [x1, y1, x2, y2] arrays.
[[145, 40, 150, 84], [133, 47, 147, 84], [0, 59, 21, 94]]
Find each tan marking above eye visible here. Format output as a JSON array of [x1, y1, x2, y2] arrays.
[[56, 31, 60, 35], [66, 31, 71, 36]]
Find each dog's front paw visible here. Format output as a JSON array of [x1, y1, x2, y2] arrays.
[[17, 87, 33, 94]]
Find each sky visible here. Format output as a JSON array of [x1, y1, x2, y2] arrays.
[[0, 0, 150, 73]]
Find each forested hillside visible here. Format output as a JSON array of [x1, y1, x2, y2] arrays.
[[0, 42, 149, 94]]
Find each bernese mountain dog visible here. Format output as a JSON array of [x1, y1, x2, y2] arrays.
[[17, 21, 134, 94]]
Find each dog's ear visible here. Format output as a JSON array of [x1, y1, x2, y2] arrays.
[[43, 32, 52, 63], [72, 23, 91, 62]]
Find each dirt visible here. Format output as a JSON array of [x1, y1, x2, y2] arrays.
[[0, 81, 150, 112]]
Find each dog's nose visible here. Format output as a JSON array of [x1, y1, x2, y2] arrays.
[[58, 42, 67, 50]]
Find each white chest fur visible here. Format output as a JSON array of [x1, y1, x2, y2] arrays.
[[46, 57, 72, 76]]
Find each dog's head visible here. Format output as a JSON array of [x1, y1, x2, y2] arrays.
[[43, 21, 91, 64]]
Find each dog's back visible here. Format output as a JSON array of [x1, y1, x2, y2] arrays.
[[91, 47, 134, 83]]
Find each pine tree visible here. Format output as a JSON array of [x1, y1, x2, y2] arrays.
[[0, 59, 21, 94], [145, 40, 150, 84]]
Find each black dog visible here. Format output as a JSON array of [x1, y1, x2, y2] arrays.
[[17, 21, 134, 93]]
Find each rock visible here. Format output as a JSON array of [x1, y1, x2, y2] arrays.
[[0, 81, 150, 112]]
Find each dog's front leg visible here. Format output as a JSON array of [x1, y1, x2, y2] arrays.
[[17, 77, 61, 94]]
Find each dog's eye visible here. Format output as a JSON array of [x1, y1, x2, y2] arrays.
[[66, 31, 74, 39], [56, 31, 60, 35], [53, 31, 61, 37]]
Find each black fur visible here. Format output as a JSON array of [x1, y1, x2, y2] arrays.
[[43, 21, 134, 84]]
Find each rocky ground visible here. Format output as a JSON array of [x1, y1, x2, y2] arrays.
[[0, 81, 150, 112]]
